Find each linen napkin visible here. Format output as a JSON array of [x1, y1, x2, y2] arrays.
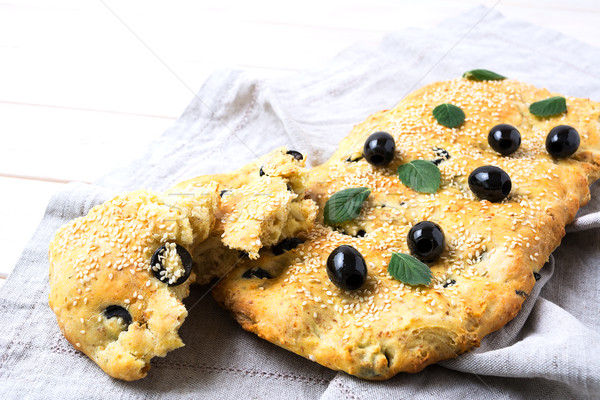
[[1, 6, 599, 399]]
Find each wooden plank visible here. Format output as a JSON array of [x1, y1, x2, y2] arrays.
[[0, 103, 174, 182], [0, 0, 195, 117], [3, 0, 597, 120], [0, 177, 65, 278]]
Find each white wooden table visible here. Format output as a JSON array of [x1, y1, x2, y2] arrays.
[[1, 0, 599, 288]]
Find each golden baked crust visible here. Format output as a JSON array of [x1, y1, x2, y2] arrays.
[[211, 78, 600, 379], [48, 148, 316, 380]]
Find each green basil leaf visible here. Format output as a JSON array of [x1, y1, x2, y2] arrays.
[[462, 69, 506, 81], [323, 187, 371, 225], [397, 160, 441, 194], [529, 96, 567, 117], [387, 253, 432, 286], [432, 103, 465, 128]]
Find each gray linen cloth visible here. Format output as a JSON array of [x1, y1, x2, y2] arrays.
[[1, 6, 599, 399]]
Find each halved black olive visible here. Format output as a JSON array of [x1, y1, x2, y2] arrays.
[[286, 150, 304, 160], [150, 243, 193, 286], [242, 268, 272, 279], [272, 237, 304, 255], [104, 305, 132, 327]]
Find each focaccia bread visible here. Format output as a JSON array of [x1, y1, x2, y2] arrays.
[[49, 74, 600, 382], [48, 148, 318, 380], [210, 77, 600, 379]]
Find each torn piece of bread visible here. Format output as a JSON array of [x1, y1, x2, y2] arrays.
[[48, 148, 317, 380]]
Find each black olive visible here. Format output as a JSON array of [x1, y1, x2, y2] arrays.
[[272, 237, 303, 255], [104, 305, 132, 327], [286, 150, 304, 160], [407, 221, 445, 262], [242, 268, 272, 279], [346, 155, 363, 162], [443, 279, 456, 288], [326, 245, 367, 290], [363, 131, 395, 167], [432, 147, 451, 165], [433, 146, 450, 159], [340, 228, 366, 237], [545, 125, 580, 158], [238, 251, 250, 258], [468, 165, 511, 202], [150, 243, 193, 286], [259, 167, 266, 176], [488, 124, 521, 155]]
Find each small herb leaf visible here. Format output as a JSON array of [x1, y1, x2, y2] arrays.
[[397, 160, 441, 194], [388, 253, 432, 286], [324, 187, 371, 225], [432, 103, 465, 128], [462, 69, 506, 81], [529, 96, 567, 117]]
